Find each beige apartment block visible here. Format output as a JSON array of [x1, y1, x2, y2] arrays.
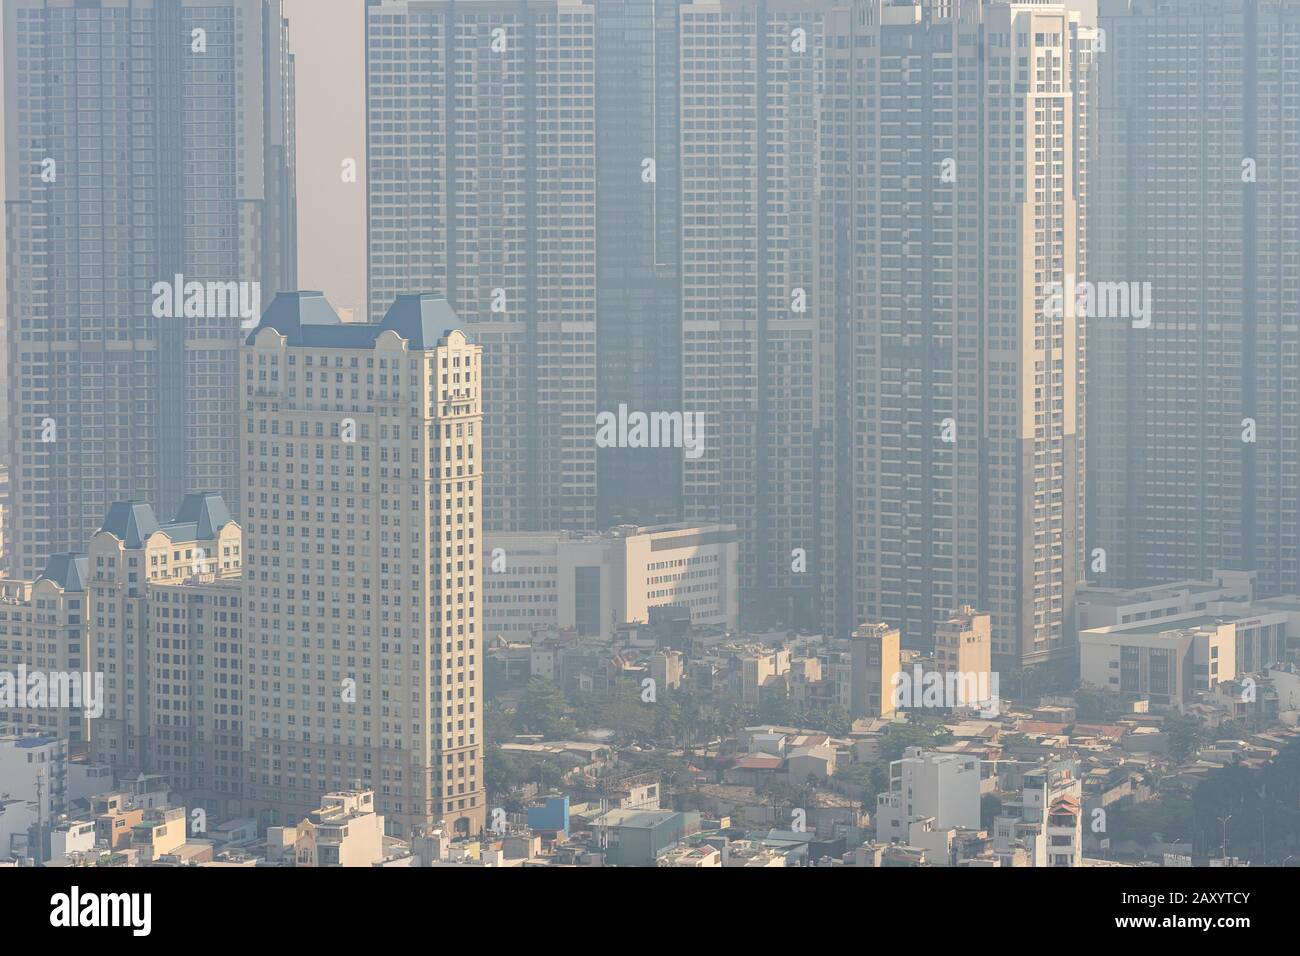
[[92, 793, 144, 851], [484, 523, 739, 641], [87, 494, 241, 777], [147, 572, 245, 819], [650, 650, 684, 692], [241, 292, 485, 837], [619, 524, 739, 629], [268, 789, 384, 868], [0, 554, 90, 744], [131, 806, 188, 862], [0, 494, 248, 816], [993, 763, 1082, 867], [934, 606, 993, 705], [850, 622, 900, 719], [741, 648, 792, 707]]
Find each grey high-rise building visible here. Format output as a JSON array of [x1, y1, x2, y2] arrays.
[[3, 0, 298, 580], [364, 0, 1097, 654], [366, 0, 693, 535], [366, 0, 600, 534], [366, 0, 852, 632], [677, 0, 853, 631], [1091, 0, 1300, 597], [594, 0, 685, 529], [852, 0, 1096, 668]]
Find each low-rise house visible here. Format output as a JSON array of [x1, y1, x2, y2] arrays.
[[658, 844, 721, 867], [724, 753, 784, 787], [268, 789, 384, 868], [592, 808, 694, 866], [49, 819, 96, 859], [92, 793, 144, 850], [787, 744, 837, 783], [131, 806, 187, 861], [721, 839, 789, 867], [0, 798, 35, 860]]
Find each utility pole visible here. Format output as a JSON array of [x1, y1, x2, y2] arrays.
[[33, 769, 44, 867]]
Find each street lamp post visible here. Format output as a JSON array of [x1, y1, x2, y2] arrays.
[[1217, 814, 1233, 861]]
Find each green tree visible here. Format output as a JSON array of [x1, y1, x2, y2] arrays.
[[1109, 795, 1195, 846], [567, 687, 605, 731], [1166, 713, 1206, 763], [516, 677, 573, 739], [485, 745, 525, 806], [879, 719, 953, 763], [1075, 685, 1126, 722], [582, 681, 660, 738], [997, 732, 1032, 752], [1216, 718, 1249, 740], [653, 692, 684, 742], [798, 702, 852, 737], [533, 759, 567, 791], [484, 699, 517, 747], [758, 687, 796, 726], [838, 760, 889, 799]]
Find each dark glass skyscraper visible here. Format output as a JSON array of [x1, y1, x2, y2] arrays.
[[594, 0, 684, 529]]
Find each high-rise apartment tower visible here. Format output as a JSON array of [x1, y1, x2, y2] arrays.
[[241, 291, 485, 837], [3, 0, 298, 579]]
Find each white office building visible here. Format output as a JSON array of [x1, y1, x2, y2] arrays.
[[484, 523, 739, 640]]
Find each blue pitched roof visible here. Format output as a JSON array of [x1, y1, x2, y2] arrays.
[[377, 294, 462, 349], [37, 553, 88, 592], [101, 502, 162, 548], [99, 494, 234, 547], [169, 493, 234, 542], [246, 291, 463, 351]]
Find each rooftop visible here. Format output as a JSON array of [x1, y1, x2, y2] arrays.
[[247, 291, 464, 351], [592, 808, 679, 830], [1082, 597, 1298, 639], [1077, 581, 1227, 607], [36, 553, 88, 592], [99, 493, 234, 548]]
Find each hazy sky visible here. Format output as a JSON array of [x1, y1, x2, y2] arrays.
[[283, 0, 368, 315], [0, 0, 1097, 324]]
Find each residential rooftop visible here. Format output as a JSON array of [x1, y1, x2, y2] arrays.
[[247, 290, 464, 351]]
